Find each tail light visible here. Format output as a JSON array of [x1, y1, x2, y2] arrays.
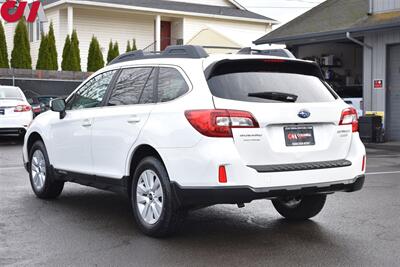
[[362, 156, 366, 172], [339, 107, 358, 132], [31, 105, 41, 113], [14, 105, 32, 112], [185, 109, 259, 138]]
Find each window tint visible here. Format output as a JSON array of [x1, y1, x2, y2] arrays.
[[157, 68, 189, 103], [108, 68, 152, 106], [67, 70, 116, 110], [207, 60, 336, 103], [139, 69, 156, 104]]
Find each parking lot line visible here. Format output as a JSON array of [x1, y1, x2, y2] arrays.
[[366, 171, 400, 176]]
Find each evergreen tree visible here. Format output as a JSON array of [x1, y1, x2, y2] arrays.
[[11, 19, 31, 69], [61, 34, 71, 71], [70, 29, 81, 71], [113, 41, 119, 58], [87, 36, 104, 72], [47, 22, 58, 70], [131, 38, 137, 51], [107, 40, 114, 64], [0, 22, 9, 68], [126, 40, 131, 53], [36, 33, 48, 70]]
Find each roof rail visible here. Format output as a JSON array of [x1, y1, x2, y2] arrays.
[[237, 47, 296, 59], [108, 45, 209, 65]]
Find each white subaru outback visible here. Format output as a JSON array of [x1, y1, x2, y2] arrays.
[[23, 45, 366, 237]]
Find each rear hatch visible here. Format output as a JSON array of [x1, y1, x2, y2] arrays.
[[206, 58, 352, 166]]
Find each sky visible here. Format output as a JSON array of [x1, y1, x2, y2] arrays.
[[236, 0, 327, 27]]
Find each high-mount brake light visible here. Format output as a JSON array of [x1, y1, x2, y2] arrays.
[[339, 107, 358, 132], [14, 105, 32, 112], [263, 59, 286, 63], [184, 109, 259, 138]]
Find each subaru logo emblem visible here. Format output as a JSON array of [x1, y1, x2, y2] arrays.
[[298, 110, 311, 119]]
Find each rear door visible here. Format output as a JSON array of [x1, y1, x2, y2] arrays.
[[207, 59, 351, 166], [91, 67, 157, 179]]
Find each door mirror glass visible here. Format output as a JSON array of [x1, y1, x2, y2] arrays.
[[51, 98, 66, 112], [50, 98, 66, 119]]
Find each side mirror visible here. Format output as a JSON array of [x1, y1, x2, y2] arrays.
[[50, 98, 66, 119]]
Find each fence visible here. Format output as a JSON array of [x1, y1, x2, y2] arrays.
[[0, 68, 91, 98]]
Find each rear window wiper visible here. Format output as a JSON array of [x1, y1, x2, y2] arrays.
[[248, 92, 298, 103]]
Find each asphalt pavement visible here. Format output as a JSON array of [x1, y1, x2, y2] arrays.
[[0, 136, 399, 266]]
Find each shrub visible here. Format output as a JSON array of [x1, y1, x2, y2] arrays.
[[0, 22, 9, 68], [11, 19, 31, 69], [126, 40, 131, 52], [61, 34, 71, 71], [87, 36, 104, 72], [70, 29, 81, 71], [47, 22, 58, 70]]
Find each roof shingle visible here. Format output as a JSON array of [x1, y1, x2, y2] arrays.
[[44, 0, 276, 22], [254, 0, 369, 44]]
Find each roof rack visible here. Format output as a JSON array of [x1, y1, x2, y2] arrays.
[[237, 47, 296, 59], [108, 45, 209, 65]]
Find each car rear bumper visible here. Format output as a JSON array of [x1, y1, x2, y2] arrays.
[[158, 133, 366, 190], [0, 113, 32, 134], [172, 175, 365, 206]]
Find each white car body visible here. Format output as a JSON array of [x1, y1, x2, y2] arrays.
[[23, 49, 366, 207], [0, 86, 33, 135]]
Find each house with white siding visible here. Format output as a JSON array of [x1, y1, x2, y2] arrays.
[[3, 0, 276, 71]]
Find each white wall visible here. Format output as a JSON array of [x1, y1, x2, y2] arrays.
[[2, 7, 61, 69], [372, 0, 400, 13], [72, 8, 155, 71], [163, 0, 232, 7], [363, 30, 400, 112]]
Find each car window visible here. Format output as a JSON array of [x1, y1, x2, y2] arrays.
[[108, 67, 153, 106], [207, 59, 336, 103], [139, 68, 156, 104], [0, 87, 23, 100], [157, 68, 189, 103], [67, 70, 116, 110]]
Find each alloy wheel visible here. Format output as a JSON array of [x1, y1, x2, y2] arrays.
[[31, 150, 46, 191], [136, 170, 164, 225]]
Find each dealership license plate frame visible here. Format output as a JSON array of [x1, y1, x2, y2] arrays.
[[284, 126, 315, 147]]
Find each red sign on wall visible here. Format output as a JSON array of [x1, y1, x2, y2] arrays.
[[374, 79, 384, 89]]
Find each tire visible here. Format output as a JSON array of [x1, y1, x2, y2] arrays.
[[131, 156, 185, 237], [29, 140, 64, 199], [272, 194, 327, 220]]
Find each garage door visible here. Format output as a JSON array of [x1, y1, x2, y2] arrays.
[[387, 45, 400, 141]]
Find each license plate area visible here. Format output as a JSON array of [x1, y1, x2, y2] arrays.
[[284, 126, 315, 146], [0, 108, 4, 115]]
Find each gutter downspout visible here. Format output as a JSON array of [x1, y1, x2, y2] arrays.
[[369, 0, 373, 15], [346, 32, 373, 114]]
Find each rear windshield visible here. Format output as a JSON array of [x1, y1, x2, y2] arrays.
[[0, 87, 22, 100], [207, 59, 337, 103]]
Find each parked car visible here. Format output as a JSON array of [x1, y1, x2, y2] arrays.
[[28, 95, 58, 116], [238, 47, 296, 58], [23, 45, 366, 237], [0, 86, 33, 136]]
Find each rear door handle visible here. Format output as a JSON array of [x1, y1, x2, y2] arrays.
[[127, 115, 141, 124], [82, 119, 92, 127]]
